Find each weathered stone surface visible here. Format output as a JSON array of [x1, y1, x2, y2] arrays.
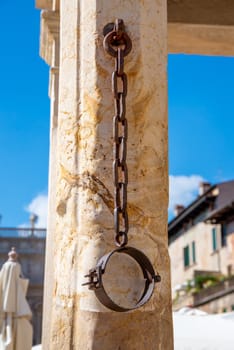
[[39, 0, 173, 348]]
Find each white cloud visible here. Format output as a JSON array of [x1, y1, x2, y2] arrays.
[[169, 175, 205, 216], [25, 194, 48, 228]]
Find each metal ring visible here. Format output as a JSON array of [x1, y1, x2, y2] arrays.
[[83, 246, 161, 312], [103, 31, 132, 58], [115, 231, 128, 247]]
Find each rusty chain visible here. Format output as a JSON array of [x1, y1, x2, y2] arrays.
[[82, 19, 161, 312], [103, 19, 132, 247]]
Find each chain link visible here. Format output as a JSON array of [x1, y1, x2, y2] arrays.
[[104, 19, 132, 247], [82, 20, 160, 312]]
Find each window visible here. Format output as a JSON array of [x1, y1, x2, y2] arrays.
[[183, 242, 196, 268], [183, 245, 190, 268], [212, 227, 217, 251], [192, 241, 196, 263], [221, 224, 227, 247]]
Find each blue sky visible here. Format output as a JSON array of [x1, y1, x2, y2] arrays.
[[0, 3, 234, 227], [0, 2, 49, 227], [168, 54, 234, 217]]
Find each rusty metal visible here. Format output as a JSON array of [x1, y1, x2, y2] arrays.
[[82, 19, 161, 312], [103, 18, 132, 248], [103, 19, 132, 58], [82, 246, 161, 312]]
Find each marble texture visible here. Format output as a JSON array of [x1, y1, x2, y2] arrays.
[[38, 0, 173, 348]]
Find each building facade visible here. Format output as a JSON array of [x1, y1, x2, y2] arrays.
[[169, 180, 234, 313]]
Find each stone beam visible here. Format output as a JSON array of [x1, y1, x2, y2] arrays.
[[168, 0, 234, 26], [168, 0, 234, 56], [37, 1, 234, 57], [168, 23, 234, 56]]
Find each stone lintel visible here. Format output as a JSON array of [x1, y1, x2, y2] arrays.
[[38, 16, 234, 67], [168, 0, 234, 26], [37, 0, 234, 25], [168, 23, 234, 56], [37, 1, 234, 66]]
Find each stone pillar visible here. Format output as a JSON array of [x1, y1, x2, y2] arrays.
[[38, 0, 173, 349], [37, 6, 60, 346]]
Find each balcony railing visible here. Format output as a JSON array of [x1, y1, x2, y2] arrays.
[[193, 276, 234, 306], [0, 227, 46, 238]]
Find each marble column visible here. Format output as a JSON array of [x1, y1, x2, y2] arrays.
[[38, 0, 173, 348]]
